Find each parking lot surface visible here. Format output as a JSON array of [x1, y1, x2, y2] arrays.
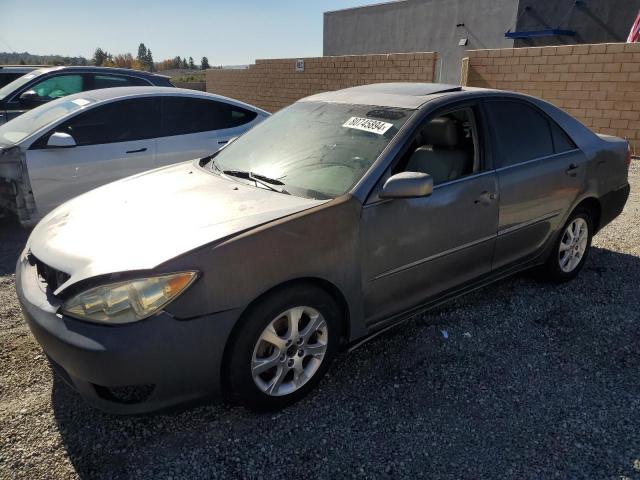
[[0, 162, 639, 480]]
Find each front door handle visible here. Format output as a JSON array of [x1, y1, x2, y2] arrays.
[[474, 191, 496, 206], [565, 163, 579, 176], [126, 147, 147, 154]]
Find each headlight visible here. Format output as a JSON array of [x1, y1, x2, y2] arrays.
[[61, 271, 198, 324]]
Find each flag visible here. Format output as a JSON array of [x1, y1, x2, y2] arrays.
[[628, 10, 640, 42]]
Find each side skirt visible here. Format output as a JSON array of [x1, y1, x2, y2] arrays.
[[347, 249, 551, 353]]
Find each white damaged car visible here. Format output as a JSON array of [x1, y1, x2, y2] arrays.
[[0, 86, 268, 225]]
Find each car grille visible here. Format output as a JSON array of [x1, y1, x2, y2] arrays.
[[29, 254, 70, 293]]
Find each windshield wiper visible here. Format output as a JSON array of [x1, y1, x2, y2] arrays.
[[222, 169, 290, 194]]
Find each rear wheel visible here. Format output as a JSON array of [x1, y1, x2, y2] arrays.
[[542, 208, 593, 282], [226, 284, 341, 411]]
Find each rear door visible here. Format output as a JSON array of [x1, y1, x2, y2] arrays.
[[156, 96, 259, 165], [483, 99, 585, 270], [25, 97, 160, 215]]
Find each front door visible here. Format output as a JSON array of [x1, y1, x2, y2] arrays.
[[24, 97, 160, 216], [26, 141, 157, 216], [360, 105, 499, 326]]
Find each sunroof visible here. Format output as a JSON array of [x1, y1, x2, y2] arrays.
[[347, 82, 462, 96]]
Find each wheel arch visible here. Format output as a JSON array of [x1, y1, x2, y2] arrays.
[[574, 196, 602, 232], [220, 276, 351, 391]]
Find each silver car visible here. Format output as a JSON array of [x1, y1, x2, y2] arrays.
[[16, 83, 631, 413], [0, 87, 268, 225]]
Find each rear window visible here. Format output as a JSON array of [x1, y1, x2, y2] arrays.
[[161, 97, 257, 136], [92, 74, 150, 89], [485, 100, 575, 168]]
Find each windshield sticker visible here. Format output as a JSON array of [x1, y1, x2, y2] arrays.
[[343, 116, 393, 135], [72, 98, 90, 106]]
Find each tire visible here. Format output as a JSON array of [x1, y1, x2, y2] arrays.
[[225, 284, 341, 411], [541, 207, 593, 282]]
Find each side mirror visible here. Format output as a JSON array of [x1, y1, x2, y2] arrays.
[[379, 172, 433, 199], [47, 132, 76, 148], [19, 90, 41, 106]]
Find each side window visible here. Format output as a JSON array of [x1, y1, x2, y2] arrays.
[[161, 97, 257, 136], [550, 120, 577, 153], [229, 106, 258, 127], [397, 107, 478, 185], [91, 74, 150, 89], [28, 75, 84, 100], [56, 97, 161, 146], [484, 100, 555, 168]]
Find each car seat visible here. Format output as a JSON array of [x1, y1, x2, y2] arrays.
[[405, 117, 470, 184]]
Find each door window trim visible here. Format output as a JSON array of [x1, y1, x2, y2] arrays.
[[494, 148, 580, 173]]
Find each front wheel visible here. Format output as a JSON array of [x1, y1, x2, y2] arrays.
[[226, 285, 341, 411], [542, 208, 593, 282]]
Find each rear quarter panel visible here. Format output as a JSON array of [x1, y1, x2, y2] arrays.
[[530, 97, 629, 225]]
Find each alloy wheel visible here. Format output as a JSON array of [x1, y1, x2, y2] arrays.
[[251, 306, 328, 396], [558, 217, 589, 273]]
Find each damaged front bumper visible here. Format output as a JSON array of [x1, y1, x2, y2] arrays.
[[0, 145, 38, 225]]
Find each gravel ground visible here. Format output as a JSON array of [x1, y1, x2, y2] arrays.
[[1, 163, 639, 480]]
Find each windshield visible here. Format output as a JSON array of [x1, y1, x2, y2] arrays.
[[0, 96, 95, 146], [0, 68, 47, 101], [212, 101, 413, 199]]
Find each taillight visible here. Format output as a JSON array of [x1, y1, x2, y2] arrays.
[[626, 142, 632, 169]]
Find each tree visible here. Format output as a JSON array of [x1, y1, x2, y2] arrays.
[[201, 56, 210, 70], [92, 47, 108, 66], [137, 43, 148, 63], [146, 49, 154, 71], [135, 43, 155, 71], [188, 57, 195, 69]]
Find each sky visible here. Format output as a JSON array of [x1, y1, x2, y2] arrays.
[[0, 0, 378, 65]]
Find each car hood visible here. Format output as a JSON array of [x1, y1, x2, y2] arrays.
[[26, 161, 328, 293]]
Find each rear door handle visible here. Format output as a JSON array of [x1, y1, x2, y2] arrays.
[[565, 163, 579, 176], [126, 147, 147, 154], [218, 140, 228, 145], [474, 191, 496, 206]]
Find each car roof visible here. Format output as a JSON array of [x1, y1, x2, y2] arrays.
[[53, 86, 269, 114], [301, 82, 498, 109], [33, 65, 170, 79]]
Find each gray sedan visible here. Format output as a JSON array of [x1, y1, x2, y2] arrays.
[[16, 83, 631, 413]]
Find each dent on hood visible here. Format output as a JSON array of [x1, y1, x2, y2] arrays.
[[0, 145, 37, 224]]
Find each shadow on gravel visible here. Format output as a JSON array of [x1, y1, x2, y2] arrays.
[[0, 214, 29, 275], [48, 246, 640, 479]]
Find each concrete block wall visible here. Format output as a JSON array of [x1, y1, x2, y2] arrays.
[[206, 52, 437, 113], [463, 43, 640, 151], [172, 81, 206, 91]]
